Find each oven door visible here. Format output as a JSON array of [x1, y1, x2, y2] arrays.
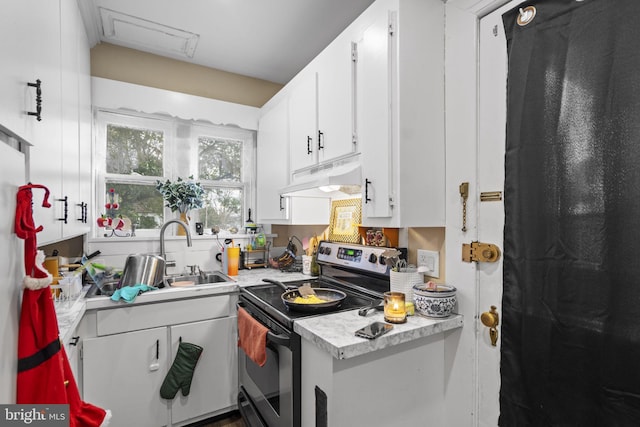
[[237, 299, 300, 427]]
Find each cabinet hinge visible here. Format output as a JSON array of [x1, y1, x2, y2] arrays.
[[352, 133, 358, 145], [388, 11, 397, 36], [351, 43, 358, 62]]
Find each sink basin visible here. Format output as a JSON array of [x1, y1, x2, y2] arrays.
[[85, 281, 119, 298], [85, 271, 233, 298], [166, 271, 234, 287]]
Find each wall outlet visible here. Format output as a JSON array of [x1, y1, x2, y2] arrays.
[[417, 249, 440, 278]]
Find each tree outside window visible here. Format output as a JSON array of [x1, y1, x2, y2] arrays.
[[96, 111, 254, 237]]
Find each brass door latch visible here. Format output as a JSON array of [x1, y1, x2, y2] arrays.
[[462, 241, 501, 263], [459, 182, 469, 232], [481, 305, 499, 346]]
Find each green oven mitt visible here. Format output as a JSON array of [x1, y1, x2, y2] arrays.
[[160, 341, 203, 399]]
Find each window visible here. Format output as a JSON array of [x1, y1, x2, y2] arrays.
[[94, 110, 255, 237]]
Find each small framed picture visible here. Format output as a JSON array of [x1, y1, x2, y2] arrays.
[[328, 198, 362, 243]]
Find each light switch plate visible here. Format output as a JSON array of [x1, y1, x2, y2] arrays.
[[417, 249, 439, 278]]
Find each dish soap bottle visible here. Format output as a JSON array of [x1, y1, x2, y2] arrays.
[[310, 250, 320, 276]]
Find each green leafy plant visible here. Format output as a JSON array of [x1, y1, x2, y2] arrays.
[[155, 176, 205, 213]]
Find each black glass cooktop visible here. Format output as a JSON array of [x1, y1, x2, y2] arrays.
[[240, 278, 380, 328]]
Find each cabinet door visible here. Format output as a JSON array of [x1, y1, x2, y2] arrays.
[[257, 99, 290, 222], [316, 40, 356, 163], [77, 4, 93, 234], [29, 0, 90, 244], [64, 333, 81, 387], [28, 0, 64, 244], [358, 11, 395, 219], [60, 0, 91, 238], [0, 0, 58, 143], [169, 317, 237, 424], [83, 327, 169, 427], [60, 0, 84, 239], [289, 72, 317, 171]]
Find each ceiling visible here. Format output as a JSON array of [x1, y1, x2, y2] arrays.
[[79, 0, 376, 85]]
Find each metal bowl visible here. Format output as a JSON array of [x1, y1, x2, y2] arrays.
[[119, 254, 166, 288]]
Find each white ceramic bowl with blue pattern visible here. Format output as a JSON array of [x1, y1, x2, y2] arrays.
[[412, 283, 457, 317]]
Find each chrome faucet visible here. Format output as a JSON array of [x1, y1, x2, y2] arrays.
[[160, 219, 192, 273]]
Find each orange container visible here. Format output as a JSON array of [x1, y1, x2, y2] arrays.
[[227, 247, 240, 276]]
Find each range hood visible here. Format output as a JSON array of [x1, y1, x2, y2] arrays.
[[280, 158, 362, 198]]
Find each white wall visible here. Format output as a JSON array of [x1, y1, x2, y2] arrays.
[[91, 77, 260, 130], [87, 78, 263, 274]]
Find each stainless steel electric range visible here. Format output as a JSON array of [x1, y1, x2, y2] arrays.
[[237, 240, 400, 427]]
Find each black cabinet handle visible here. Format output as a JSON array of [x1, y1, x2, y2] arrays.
[[307, 136, 313, 154], [77, 202, 88, 223], [364, 179, 372, 204], [27, 79, 42, 121], [279, 195, 285, 211], [156, 339, 159, 360], [69, 336, 80, 346], [57, 196, 68, 224], [317, 130, 324, 150]]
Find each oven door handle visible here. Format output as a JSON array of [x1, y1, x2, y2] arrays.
[[237, 301, 291, 347], [267, 331, 290, 347]]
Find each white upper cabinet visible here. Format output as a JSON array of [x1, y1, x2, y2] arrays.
[[288, 73, 317, 171], [258, 0, 446, 228], [315, 39, 357, 163], [257, 96, 332, 225], [357, 10, 395, 219], [0, 0, 60, 144], [289, 36, 357, 173], [27, 0, 92, 244], [257, 98, 291, 222], [357, 0, 445, 227]]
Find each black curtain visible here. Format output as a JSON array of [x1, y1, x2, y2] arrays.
[[501, 0, 640, 425]]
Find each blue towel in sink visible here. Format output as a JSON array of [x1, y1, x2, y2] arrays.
[[111, 284, 158, 303]]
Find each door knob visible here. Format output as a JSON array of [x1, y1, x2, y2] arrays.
[[481, 305, 499, 346]]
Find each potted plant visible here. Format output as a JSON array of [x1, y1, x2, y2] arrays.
[[156, 176, 205, 234]]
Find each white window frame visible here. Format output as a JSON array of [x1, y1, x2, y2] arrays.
[[94, 108, 256, 238]]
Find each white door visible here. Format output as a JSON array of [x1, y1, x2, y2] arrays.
[[477, 1, 520, 425]]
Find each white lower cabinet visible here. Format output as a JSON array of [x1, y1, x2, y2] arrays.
[[300, 334, 446, 425], [170, 318, 237, 425], [81, 294, 237, 427], [62, 327, 82, 394], [83, 327, 170, 427]]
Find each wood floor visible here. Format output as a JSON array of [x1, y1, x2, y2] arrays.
[[198, 412, 246, 427]]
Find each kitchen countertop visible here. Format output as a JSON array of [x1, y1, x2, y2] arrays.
[[55, 268, 313, 344], [55, 268, 461, 362], [294, 309, 463, 360]]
